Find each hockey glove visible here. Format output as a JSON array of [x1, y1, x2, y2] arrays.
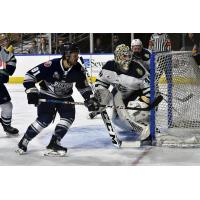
[[0, 71, 9, 83], [84, 97, 100, 112], [25, 88, 39, 105]]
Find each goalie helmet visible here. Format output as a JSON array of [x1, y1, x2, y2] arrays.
[[127, 99, 149, 124], [61, 43, 80, 58], [114, 44, 132, 71]]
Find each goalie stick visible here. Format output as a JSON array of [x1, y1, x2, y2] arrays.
[[160, 92, 193, 103], [79, 57, 121, 148]]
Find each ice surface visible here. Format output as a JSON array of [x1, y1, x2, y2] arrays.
[[1, 84, 200, 166]]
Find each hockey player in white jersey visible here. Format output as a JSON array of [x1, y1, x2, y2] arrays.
[[94, 44, 157, 143], [131, 39, 151, 71], [0, 46, 19, 136]]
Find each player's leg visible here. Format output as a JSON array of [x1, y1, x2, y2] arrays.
[[0, 84, 19, 136], [46, 97, 75, 154], [17, 102, 56, 154]]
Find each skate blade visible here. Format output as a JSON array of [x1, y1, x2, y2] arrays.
[[5, 132, 19, 137], [15, 148, 26, 155], [121, 140, 141, 148], [44, 150, 67, 157]]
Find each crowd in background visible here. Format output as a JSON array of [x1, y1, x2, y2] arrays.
[[0, 33, 200, 54]]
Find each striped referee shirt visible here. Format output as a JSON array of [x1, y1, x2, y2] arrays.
[[148, 33, 171, 52]]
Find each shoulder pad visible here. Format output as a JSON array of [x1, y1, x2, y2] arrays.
[[131, 61, 146, 78], [103, 60, 115, 70]]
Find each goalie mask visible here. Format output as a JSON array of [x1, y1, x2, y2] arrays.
[[114, 44, 132, 71]]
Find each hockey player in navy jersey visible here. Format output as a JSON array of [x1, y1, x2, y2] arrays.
[[0, 46, 19, 136], [94, 44, 160, 143], [16, 43, 99, 156]]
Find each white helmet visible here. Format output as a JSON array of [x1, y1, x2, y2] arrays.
[[131, 39, 143, 48]]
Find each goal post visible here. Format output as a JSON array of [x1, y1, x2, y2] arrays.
[[150, 51, 200, 147]]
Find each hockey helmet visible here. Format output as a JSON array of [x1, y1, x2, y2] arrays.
[[114, 44, 132, 71], [131, 39, 143, 48], [61, 43, 80, 57]]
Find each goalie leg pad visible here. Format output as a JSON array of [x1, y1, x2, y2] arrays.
[[113, 92, 150, 140]]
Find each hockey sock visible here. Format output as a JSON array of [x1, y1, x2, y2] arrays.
[[1, 116, 11, 127], [54, 125, 69, 141]]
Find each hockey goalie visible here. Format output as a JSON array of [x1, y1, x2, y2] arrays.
[[94, 44, 161, 144]]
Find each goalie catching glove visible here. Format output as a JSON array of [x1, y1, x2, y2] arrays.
[[84, 96, 100, 112]]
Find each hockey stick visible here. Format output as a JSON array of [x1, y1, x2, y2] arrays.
[[160, 92, 193, 103], [161, 95, 180, 114], [79, 56, 121, 148], [39, 98, 141, 148], [39, 96, 162, 111]]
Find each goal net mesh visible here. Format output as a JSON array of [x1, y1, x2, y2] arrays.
[[152, 51, 200, 147]]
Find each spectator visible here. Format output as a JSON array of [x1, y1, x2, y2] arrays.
[[0, 34, 14, 53], [38, 37, 49, 54], [182, 33, 200, 65], [56, 39, 64, 54], [112, 35, 120, 52], [28, 39, 38, 54], [94, 37, 104, 53], [182, 33, 200, 53]]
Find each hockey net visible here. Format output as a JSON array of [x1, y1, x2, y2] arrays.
[[151, 51, 200, 147]]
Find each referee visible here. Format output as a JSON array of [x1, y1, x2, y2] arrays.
[[148, 33, 171, 52], [148, 33, 172, 94]]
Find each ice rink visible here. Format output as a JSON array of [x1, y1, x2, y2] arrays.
[[1, 84, 200, 166]]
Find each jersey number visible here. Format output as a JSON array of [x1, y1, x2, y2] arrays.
[[31, 67, 40, 76]]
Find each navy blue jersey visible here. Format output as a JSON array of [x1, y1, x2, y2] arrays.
[[132, 48, 151, 61], [23, 58, 93, 100]]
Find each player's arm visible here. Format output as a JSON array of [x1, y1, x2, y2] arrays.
[[95, 61, 115, 90], [75, 65, 99, 111], [94, 62, 115, 106], [0, 48, 16, 83], [23, 61, 50, 105]]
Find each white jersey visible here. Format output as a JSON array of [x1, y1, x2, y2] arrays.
[[95, 60, 150, 100], [95, 60, 150, 138]]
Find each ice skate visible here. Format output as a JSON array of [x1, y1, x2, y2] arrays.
[[0, 118, 19, 137], [15, 137, 29, 155], [45, 136, 67, 157]]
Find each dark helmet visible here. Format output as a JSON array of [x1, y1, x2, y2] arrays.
[[60, 43, 80, 57]]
